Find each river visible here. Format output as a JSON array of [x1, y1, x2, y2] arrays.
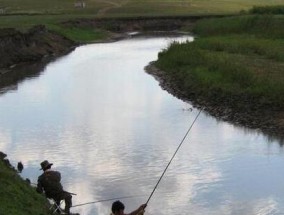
[[0, 35, 284, 215]]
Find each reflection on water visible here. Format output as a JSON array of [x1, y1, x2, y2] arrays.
[[0, 61, 47, 95], [1, 36, 284, 215]]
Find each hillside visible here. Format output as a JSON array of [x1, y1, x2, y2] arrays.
[[0, 152, 51, 215]]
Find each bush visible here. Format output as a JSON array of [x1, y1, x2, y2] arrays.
[[249, 5, 284, 15]]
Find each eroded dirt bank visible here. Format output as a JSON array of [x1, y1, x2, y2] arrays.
[[0, 17, 203, 91], [0, 25, 76, 90], [0, 25, 75, 69], [145, 63, 284, 142], [62, 16, 202, 32]]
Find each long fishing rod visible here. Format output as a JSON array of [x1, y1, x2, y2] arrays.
[[146, 108, 203, 204], [71, 194, 146, 208], [29, 108, 202, 208]]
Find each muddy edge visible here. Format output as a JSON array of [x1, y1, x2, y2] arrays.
[[145, 63, 284, 142]]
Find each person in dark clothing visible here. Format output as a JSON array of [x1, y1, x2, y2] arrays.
[[36, 160, 73, 214], [111, 200, 147, 215]]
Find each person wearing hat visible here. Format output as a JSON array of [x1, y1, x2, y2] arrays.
[[111, 200, 147, 215], [36, 160, 74, 214]]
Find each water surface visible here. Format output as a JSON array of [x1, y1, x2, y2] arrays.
[[0, 36, 284, 215]]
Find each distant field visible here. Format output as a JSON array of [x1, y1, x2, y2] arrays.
[[0, 0, 284, 37], [0, 0, 284, 17]]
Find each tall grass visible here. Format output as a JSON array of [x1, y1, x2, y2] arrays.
[[193, 15, 284, 38], [155, 14, 284, 109], [249, 5, 284, 14], [195, 36, 284, 61]]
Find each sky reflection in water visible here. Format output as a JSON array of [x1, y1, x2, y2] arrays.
[[0, 36, 284, 215]]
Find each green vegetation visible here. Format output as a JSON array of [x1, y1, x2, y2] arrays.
[[192, 15, 284, 38], [48, 24, 109, 42], [1, 0, 283, 16], [249, 5, 284, 14], [0, 158, 51, 215], [0, 0, 284, 42], [155, 13, 284, 109], [0, 1, 284, 214], [0, 14, 110, 42]]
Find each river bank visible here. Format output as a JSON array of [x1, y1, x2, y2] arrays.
[[0, 18, 199, 214], [0, 25, 77, 91], [145, 14, 284, 141], [0, 151, 51, 215], [145, 63, 284, 141], [0, 17, 202, 91], [0, 14, 284, 214], [1, 15, 283, 139]]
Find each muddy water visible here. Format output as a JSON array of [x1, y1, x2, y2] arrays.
[[1, 35, 284, 215]]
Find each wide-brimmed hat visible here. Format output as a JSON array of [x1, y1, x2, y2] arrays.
[[40, 160, 53, 170]]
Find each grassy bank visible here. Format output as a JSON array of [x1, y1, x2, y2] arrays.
[[0, 0, 284, 42], [155, 13, 284, 111], [0, 155, 51, 215]]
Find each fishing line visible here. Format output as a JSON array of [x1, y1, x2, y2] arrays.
[[29, 108, 202, 208], [146, 108, 203, 204], [71, 194, 146, 208]]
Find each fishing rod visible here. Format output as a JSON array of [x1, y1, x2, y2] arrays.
[[71, 194, 146, 208], [28, 108, 202, 209], [146, 108, 203, 204]]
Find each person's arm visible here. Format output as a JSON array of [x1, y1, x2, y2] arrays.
[[36, 177, 43, 193], [127, 204, 147, 215]]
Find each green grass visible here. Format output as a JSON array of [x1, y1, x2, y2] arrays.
[[48, 24, 110, 42], [0, 0, 284, 17], [195, 35, 284, 61], [107, 0, 284, 17], [0, 15, 111, 42], [0, 159, 51, 215], [155, 14, 284, 109], [0, 0, 283, 16], [192, 15, 284, 38], [249, 5, 284, 14], [1, 0, 283, 42]]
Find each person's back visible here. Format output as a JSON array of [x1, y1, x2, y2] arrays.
[[36, 160, 75, 215], [37, 169, 63, 198]]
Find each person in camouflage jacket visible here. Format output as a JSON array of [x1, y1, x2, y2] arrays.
[[36, 160, 73, 214]]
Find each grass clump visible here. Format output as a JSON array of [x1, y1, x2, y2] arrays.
[[0, 158, 51, 215], [193, 15, 284, 38], [249, 5, 284, 14]]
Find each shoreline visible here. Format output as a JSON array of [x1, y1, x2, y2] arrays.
[[145, 63, 284, 142], [1, 19, 283, 140]]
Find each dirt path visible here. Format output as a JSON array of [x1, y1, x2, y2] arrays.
[[96, 0, 129, 17]]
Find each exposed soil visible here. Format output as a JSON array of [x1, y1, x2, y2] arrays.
[[0, 25, 76, 90], [145, 63, 284, 143], [0, 16, 226, 91], [61, 16, 201, 32]]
